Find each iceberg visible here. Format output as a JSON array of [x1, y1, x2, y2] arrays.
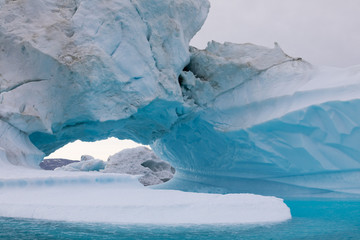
[[54, 147, 175, 186], [0, 0, 210, 166], [55, 158, 105, 172], [0, 0, 359, 205], [0, 170, 290, 224], [153, 42, 360, 197], [103, 146, 175, 186]]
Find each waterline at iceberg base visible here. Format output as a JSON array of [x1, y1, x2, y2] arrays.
[[1, 201, 360, 240], [0, 0, 360, 231]]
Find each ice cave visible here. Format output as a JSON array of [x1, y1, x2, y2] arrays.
[[0, 0, 360, 227]]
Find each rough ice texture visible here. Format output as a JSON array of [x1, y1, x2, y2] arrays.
[[81, 155, 95, 161], [0, 170, 291, 224], [103, 146, 175, 186], [54, 147, 175, 186], [0, 0, 209, 165], [1, 0, 360, 199], [153, 42, 360, 197]]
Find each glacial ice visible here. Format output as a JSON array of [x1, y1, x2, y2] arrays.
[[55, 158, 105, 172], [0, 171, 291, 224], [54, 147, 175, 186], [0, 0, 294, 225], [0, 0, 209, 164], [103, 146, 175, 186], [0, 0, 360, 203], [153, 42, 360, 197]]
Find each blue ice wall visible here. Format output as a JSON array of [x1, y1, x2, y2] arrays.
[[152, 101, 360, 198], [150, 43, 360, 198]]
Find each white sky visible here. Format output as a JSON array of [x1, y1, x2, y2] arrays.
[[46, 138, 145, 161], [192, 0, 360, 67], [48, 0, 360, 160]]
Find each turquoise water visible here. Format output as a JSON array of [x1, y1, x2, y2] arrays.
[[0, 200, 359, 240]]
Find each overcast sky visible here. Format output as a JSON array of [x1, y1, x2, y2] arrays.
[[192, 0, 360, 67], [48, 1, 360, 160]]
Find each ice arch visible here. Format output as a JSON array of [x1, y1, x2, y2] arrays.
[[1, 0, 360, 198], [0, 0, 209, 166]]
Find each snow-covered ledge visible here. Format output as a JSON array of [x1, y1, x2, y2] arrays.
[[0, 170, 291, 224]]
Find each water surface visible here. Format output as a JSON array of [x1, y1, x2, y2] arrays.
[[0, 200, 359, 239]]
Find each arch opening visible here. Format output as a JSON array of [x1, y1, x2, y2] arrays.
[[39, 137, 175, 187], [45, 137, 146, 161]]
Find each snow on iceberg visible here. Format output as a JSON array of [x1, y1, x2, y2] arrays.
[[0, 171, 291, 224]]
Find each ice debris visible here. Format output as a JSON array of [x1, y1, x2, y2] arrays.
[[103, 146, 175, 186]]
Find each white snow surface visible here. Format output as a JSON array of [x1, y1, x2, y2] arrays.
[[0, 168, 291, 224]]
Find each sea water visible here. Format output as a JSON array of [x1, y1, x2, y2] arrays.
[[0, 200, 359, 240]]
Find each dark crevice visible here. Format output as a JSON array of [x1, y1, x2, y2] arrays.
[[129, 0, 151, 41], [179, 46, 311, 108], [178, 74, 185, 87], [70, 0, 79, 18], [110, 41, 121, 57], [161, 178, 171, 183], [183, 62, 191, 72]]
